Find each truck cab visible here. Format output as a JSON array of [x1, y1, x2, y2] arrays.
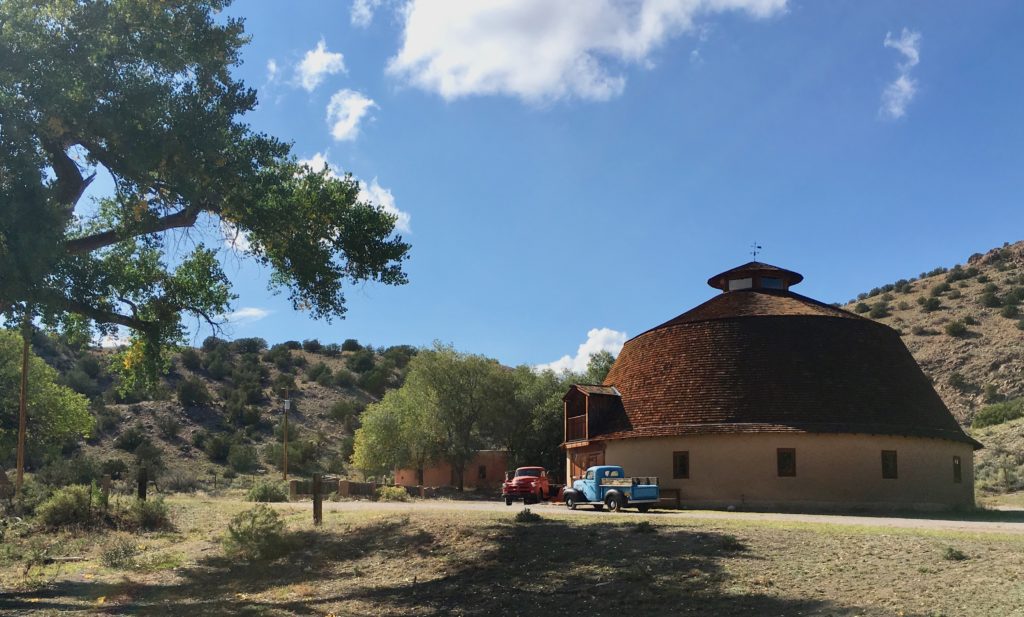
[[502, 466, 550, 505], [564, 465, 659, 513]]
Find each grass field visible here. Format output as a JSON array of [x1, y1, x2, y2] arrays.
[[1, 496, 1023, 616]]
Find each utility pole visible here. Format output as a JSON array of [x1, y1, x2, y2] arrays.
[[282, 390, 290, 481], [15, 313, 29, 497]]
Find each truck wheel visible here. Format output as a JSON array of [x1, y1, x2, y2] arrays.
[[637, 504, 650, 513], [605, 493, 623, 512], [505, 497, 513, 506], [565, 494, 578, 510]]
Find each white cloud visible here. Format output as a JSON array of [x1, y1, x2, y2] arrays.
[[536, 327, 627, 374], [297, 38, 347, 92], [298, 152, 412, 233], [359, 177, 411, 234], [266, 58, 279, 82], [225, 307, 271, 324], [221, 221, 251, 253], [880, 28, 922, 119], [386, 0, 787, 102], [98, 332, 131, 349], [352, 0, 384, 27], [326, 89, 377, 141]]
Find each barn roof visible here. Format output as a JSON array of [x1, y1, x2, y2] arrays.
[[599, 264, 981, 449]]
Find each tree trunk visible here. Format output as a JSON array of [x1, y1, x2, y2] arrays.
[[416, 466, 424, 486], [455, 463, 465, 492], [15, 315, 29, 496]]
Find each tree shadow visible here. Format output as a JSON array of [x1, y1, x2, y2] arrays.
[[0, 515, 934, 616]]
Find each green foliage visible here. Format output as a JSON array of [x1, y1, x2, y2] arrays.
[[0, 331, 92, 461], [1018, 319, 1024, 331], [322, 343, 342, 357], [271, 372, 296, 393], [247, 480, 289, 503], [358, 366, 391, 397], [0, 0, 410, 393], [868, 303, 889, 319], [983, 383, 1004, 404], [375, 485, 410, 502], [921, 297, 942, 312], [944, 321, 968, 337], [342, 339, 363, 352], [176, 377, 210, 408], [346, 349, 376, 373], [232, 338, 268, 355], [583, 351, 616, 384], [980, 292, 1003, 308], [227, 444, 259, 473], [114, 425, 148, 452], [180, 348, 202, 371], [972, 398, 1024, 428], [853, 302, 870, 314], [942, 547, 968, 561], [333, 369, 356, 388], [1000, 304, 1019, 319], [329, 400, 361, 424], [224, 505, 287, 560], [204, 433, 234, 463], [948, 373, 975, 393], [514, 508, 542, 523], [305, 362, 332, 383], [930, 282, 951, 297], [35, 485, 93, 528], [100, 535, 141, 569], [897, 301, 911, 311], [302, 339, 322, 353], [129, 497, 172, 531]]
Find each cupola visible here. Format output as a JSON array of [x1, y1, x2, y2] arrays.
[[706, 261, 804, 292]]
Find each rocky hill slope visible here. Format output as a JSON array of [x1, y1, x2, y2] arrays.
[[842, 240, 1024, 424]]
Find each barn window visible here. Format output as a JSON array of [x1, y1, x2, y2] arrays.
[[953, 456, 962, 483], [673, 451, 690, 479], [777, 448, 796, 477], [728, 277, 753, 291], [881, 450, 898, 479], [760, 277, 783, 289], [478, 465, 487, 480]]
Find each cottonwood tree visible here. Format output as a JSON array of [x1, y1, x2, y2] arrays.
[[351, 387, 441, 482], [0, 0, 409, 389]]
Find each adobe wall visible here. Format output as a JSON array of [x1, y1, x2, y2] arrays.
[[592, 433, 974, 509], [395, 450, 508, 489]]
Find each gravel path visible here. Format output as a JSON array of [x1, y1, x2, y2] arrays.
[[272, 498, 1024, 534]]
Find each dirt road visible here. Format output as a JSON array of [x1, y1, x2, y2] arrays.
[[273, 498, 1024, 535]]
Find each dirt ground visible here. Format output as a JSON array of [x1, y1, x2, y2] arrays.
[[2, 496, 1023, 616]]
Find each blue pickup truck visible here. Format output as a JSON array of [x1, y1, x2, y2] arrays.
[[563, 465, 659, 513]]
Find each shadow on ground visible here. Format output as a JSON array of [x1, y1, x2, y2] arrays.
[[0, 514, 934, 616]]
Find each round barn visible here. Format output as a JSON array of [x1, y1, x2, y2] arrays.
[[563, 262, 980, 509]]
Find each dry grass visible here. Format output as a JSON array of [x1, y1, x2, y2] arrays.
[[2, 497, 1023, 616]]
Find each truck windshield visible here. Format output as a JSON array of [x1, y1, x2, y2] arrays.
[[515, 469, 542, 477]]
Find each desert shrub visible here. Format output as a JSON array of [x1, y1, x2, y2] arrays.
[[114, 425, 149, 452], [271, 372, 296, 393], [205, 356, 231, 380], [359, 367, 390, 397], [868, 303, 889, 319], [1001, 304, 1019, 319], [329, 400, 360, 423], [382, 345, 417, 369], [180, 348, 202, 371], [315, 371, 334, 388], [204, 433, 234, 463], [177, 377, 210, 408], [910, 325, 927, 336], [280, 340, 300, 350], [930, 282, 951, 297], [944, 321, 968, 337], [129, 497, 172, 531], [980, 292, 1002, 308], [224, 505, 287, 560], [947, 289, 962, 299], [341, 338, 362, 352], [1005, 287, 1024, 305], [853, 302, 870, 314], [156, 415, 182, 440], [1018, 319, 1024, 331], [101, 458, 129, 480], [921, 297, 942, 312], [162, 469, 200, 493], [322, 343, 342, 357], [228, 445, 259, 473], [976, 274, 989, 283], [332, 369, 355, 388], [35, 485, 94, 528], [897, 301, 910, 311], [513, 507, 541, 523], [942, 547, 968, 561], [963, 315, 980, 325], [972, 398, 1024, 428], [302, 339, 323, 353], [232, 337, 268, 354], [247, 480, 289, 503], [982, 282, 999, 294], [100, 535, 140, 568], [93, 400, 121, 435], [983, 383, 1004, 404], [948, 373, 975, 393], [63, 367, 101, 397], [305, 362, 331, 383], [36, 454, 100, 487], [202, 336, 228, 352], [376, 485, 411, 502], [263, 344, 294, 371]]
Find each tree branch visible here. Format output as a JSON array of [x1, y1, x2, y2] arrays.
[[43, 139, 96, 211], [64, 207, 201, 254], [35, 291, 150, 332]]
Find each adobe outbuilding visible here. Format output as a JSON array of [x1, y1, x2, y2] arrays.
[[564, 262, 980, 510]]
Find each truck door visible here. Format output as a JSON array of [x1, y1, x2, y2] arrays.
[[582, 469, 599, 502]]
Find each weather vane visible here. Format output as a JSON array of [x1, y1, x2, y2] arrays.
[[750, 242, 763, 259]]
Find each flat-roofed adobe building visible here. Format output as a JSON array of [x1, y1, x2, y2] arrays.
[[563, 262, 981, 510]]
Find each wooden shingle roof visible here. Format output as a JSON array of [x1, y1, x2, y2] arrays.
[[600, 285, 980, 449]]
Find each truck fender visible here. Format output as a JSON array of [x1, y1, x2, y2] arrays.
[[563, 489, 580, 509], [604, 490, 625, 512]]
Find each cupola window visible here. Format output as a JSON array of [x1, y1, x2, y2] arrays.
[[760, 277, 783, 289], [727, 278, 753, 291]]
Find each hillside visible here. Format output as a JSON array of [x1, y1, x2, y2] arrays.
[[842, 240, 1024, 424], [24, 336, 414, 490]]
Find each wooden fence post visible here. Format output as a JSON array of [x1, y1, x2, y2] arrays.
[[288, 479, 298, 501], [312, 474, 323, 527], [137, 466, 148, 501], [101, 474, 111, 510]]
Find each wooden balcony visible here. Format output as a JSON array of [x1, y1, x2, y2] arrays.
[[566, 415, 586, 442]]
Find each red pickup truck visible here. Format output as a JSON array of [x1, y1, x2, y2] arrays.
[[502, 467, 551, 505]]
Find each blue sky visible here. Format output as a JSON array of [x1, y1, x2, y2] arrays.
[[92, 1, 1024, 370]]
